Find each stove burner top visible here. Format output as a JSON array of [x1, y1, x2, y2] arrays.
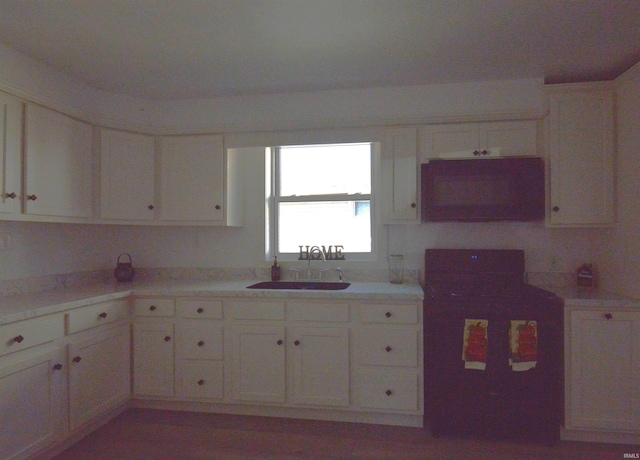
[[425, 273, 527, 299]]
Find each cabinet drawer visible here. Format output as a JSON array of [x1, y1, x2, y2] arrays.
[[360, 303, 418, 324], [289, 302, 349, 322], [67, 299, 129, 334], [0, 316, 64, 357], [134, 298, 175, 317], [357, 371, 419, 411], [177, 324, 224, 360], [179, 362, 224, 400], [357, 329, 418, 367], [228, 301, 285, 320], [177, 299, 223, 319]]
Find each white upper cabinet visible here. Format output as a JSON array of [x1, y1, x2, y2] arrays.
[[423, 120, 538, 159], [160, 135, 239, 224], [0, 91, 22, 215], [24, 104, 93, 219], [100, 129, 156, 221], [547, 83, 615, 227], [382, 127, 419, 222]]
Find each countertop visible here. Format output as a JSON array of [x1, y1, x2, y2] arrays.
[[0, 280, 425, 325]]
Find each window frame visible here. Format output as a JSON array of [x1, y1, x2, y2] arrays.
[[269, 142, 378, 262]]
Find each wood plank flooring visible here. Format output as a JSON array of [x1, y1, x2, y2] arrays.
[[50, 409, 637, 460]]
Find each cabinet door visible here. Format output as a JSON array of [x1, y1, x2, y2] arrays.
[[159, 135, 224, 222], [133, 322, 175, 397], [68, 325, 130, 430], [481, 121, 537, 157], [568, 310, 640, 431], [0, 92, 22, 215], [100, 129, 156, 220], [291, 327, 349, 407], [424, 124, 479, 159], [548, 85, 615, 226], [24, 104, 92, 218], [231, 325, 285, 403], [0, 348, 66, 460], [382, 127, 418, 221]]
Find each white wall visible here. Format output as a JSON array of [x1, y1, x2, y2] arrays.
[[0, 43, 621, 291]]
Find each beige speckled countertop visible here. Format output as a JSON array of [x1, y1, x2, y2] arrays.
[[540, 286, 640, 309], [0, 280, 425, 325]]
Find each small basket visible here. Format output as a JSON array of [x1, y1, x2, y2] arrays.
[[114, 253, 135, 282]]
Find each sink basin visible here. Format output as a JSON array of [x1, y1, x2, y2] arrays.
[[246, 281, 351, 291]]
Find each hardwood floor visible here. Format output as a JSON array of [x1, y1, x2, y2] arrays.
[[50, 409, 636, 460]]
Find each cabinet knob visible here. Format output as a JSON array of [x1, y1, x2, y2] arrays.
[[385, 312, 392, 318], [215, 205, 221, 210], [480, 149, 488, 155], [53, 363, 63, 371], [277, 339, 283, 345], [149, 305, 157, 311], [197, 379, 205, 386], [73, 356, 82, 363], [552, 206, 560, 212], [197, 308, 204, 314], [294, 340, 301, 346], [148, 205, 154, 210], [410, 202, 416, 208], [12, 335, 24, 344], [164, 336, 171, 342], [4, 192, 17, 199], [385, 346, 392, 353], [197, 340, 205, 347], [99, 312, 108, 319], [473, 150, 480, 156], [27, 194, 37, 201], [385, 389, 393, 396], [605, 313, 613, 320]]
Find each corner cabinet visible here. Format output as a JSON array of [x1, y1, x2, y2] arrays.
[[24, 104, 93, 219], [546, 83, 615, 227], [565, 307, 640, 442], [382, 127, 419, 222]]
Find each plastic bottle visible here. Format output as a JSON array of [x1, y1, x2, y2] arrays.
[[271, 257, 281, 281]]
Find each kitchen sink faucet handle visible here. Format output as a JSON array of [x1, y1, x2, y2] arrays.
[[336, 267, 344, 282]]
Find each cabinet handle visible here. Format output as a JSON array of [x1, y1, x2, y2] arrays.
[[385, 389, 393, 396], [197, 340, 205, 347], [277, 339, 283, 345], [197, 379, 205, 386], [215, 205, 221, 210], [73, 356, 82, 363], [149, 305, 157, 311], [4, 192, 17, 199], [480, 149, 488, 155], [53, 363, 63, 371], [410, 202, 416, 208], [473, 150, 480, 156], [148, 205, 154, 210], [197, 308, 204, 314], [12, 335, 24, 344], [99, 312, 108, 319], [164, 336, 171, 342], [385, 346, 392, 352], [294, 340, 301, 346], [27, 194, 37, 201], [552, 206, 560, 212], [385, 311, 392, 318], [605, 313, 613, 320]]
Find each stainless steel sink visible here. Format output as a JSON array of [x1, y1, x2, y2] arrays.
[[246, 281, 351, 291]]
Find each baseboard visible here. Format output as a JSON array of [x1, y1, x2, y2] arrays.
[[561, 427, 640, 445]]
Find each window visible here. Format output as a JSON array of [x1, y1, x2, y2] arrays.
[[271, 142, 374, 260]]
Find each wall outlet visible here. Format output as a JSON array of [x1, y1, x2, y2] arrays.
[[0, 233, 10, 251]]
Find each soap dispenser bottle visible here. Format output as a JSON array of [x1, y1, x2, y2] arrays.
[[271, 257, 281, 281]]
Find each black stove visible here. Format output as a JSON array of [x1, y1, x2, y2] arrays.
[[423, 249, 564, 445]]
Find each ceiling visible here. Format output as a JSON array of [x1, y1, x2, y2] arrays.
[[0, 0, 639, 100]]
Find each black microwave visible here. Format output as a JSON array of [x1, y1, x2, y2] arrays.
[[421, 157, 545, 222]]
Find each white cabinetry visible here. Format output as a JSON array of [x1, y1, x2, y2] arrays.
[[565, 308, 640, 437], [0, 91, 22, 215], [100, 129, 156, 221], [132, 298, 175, 397], [423, 120, 537, 159], [382, 127, 418, 222], [24, 104, 93, 219], [0, 315, 66, 460], [547, 83, 615, 226]]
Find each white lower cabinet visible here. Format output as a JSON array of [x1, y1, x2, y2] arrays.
[[566, 308, 640, 434], [133, 322, 175, 397], [68, 324, 130, 430]]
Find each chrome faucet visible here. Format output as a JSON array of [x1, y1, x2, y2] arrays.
[[306, 246, 325, 280]]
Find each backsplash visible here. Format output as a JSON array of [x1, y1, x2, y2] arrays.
[[0, 267, 573, 297]]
